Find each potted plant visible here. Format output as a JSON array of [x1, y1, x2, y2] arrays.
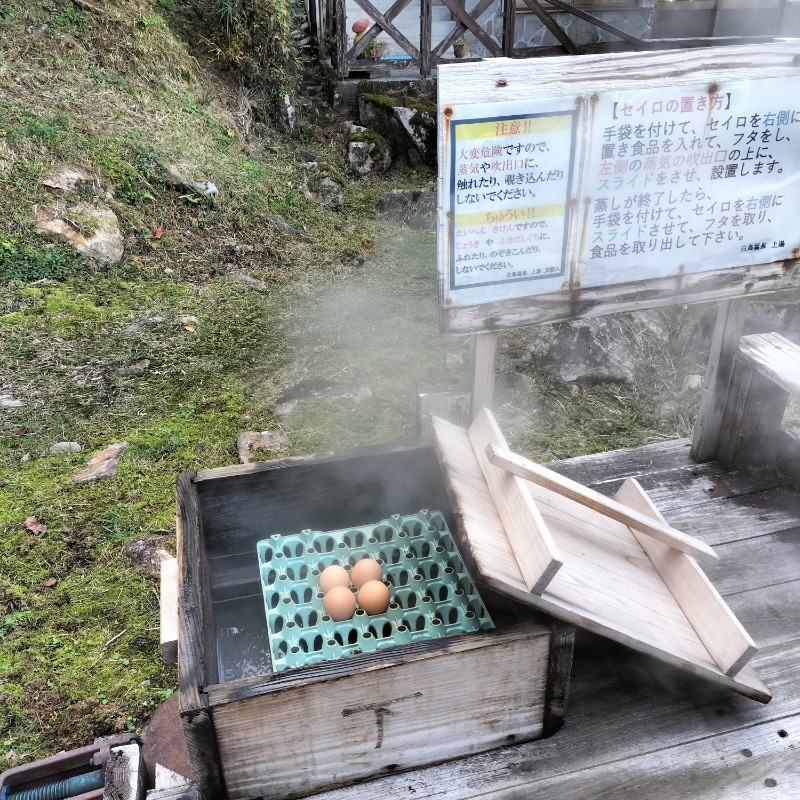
[[453, 37, 468, 58], [364, 40, 389, 61]]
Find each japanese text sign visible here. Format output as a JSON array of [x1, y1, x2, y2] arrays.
[[437, 45, 800, 332]]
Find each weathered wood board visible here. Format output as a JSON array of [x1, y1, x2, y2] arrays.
[[209, 621, 552, 800], [432, 415, 769, 701]]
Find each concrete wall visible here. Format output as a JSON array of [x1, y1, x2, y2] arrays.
[[652, 0, 800, 38]]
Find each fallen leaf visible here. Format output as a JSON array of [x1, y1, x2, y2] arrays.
[[43, 577, 58, 588], [184, 324, 196, 332], [153, 226, 163, 239], [24, 515, 47, 534], [13, 426, 28, 436], [361, 239, 373, 250]]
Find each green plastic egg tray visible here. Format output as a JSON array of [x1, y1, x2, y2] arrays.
[[256, 510, 494, 672]]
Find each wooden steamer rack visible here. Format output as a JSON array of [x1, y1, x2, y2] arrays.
[[433, 408, 769, 702]]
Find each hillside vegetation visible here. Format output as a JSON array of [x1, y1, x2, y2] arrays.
[[0, 0, 437, 768]]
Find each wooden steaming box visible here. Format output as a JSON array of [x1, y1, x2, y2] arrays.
[[176, 442, 573, 800]]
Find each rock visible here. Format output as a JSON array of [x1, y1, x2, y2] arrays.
[[234, 272, 268, 292], [163, 162, 218, 198], [347, 124, 392, 176], [122, 538, 173, 576], [524, 317, 636, 384], [281, 92, 299, 136], [57, 32, 85, 51], [303, 164, 345, 210], [124, 315, 168, 333], [237, 431, 290, 464], [378, 188, 436, 230], [72, 442, 128, 483], [683, 374, 703, 392], [358, 94, 436, 167], [42, 166, 90, 193], [35, 203, 124, 264], [326, 384, 373, 404], [1, 393, 25, 408], [49, 441, 83, 454], [117, 359, 150, 377]]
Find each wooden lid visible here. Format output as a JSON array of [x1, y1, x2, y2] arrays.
[[432, 412, 770, 703]]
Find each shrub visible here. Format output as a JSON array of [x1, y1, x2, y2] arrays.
[[0, 237, 80, 282], [203, 0, 309, 110]]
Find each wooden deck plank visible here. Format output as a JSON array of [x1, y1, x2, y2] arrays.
[[476, 715, 800, 799], [546, 439, 696, 485], [548, 440, 788, 505], [724, 579, 800, 650], [704, 529, 800, 596], [662, 485, 800, 547]]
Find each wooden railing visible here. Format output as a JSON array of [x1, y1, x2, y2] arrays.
[[322, 0, 781, 78]]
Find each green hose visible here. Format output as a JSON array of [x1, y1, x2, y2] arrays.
[[4, 769, 104, 800]]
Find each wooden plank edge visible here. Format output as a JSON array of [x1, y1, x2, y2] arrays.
[[160, 557, 178, 666], [614, 477, 758, 677], [690, 298, 748, 464], [542, 621, 575, 738], [206, 619, 551, 706], [487, 443, 719, 564], [737, 331, 800, 393], [776, 427, 800, 487], [175, 472, 228, 800], [467, 409, 563, 594], [193, 440, 431, 482], [481, 573, 771, 704], [105, 742, 145, 800], [439, 258, 800, 334], [432, 414, 558, 593]]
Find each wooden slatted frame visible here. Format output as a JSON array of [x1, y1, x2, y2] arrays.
[[614, 477, 757, 677], [336, 0, 420, 77], [466, 409, 563, 594], [541, 0, 644, 45], [431, 413, 769, 702], [432, 0, 502, 62], [516, 0, 582, 54], [330, 0, 782, 78]]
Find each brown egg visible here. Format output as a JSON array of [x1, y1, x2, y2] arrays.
[[323, 585, 357, 621], [319, 564, 350, 594], [350, 558, 383, 589], [357, 580, 390, 615]]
